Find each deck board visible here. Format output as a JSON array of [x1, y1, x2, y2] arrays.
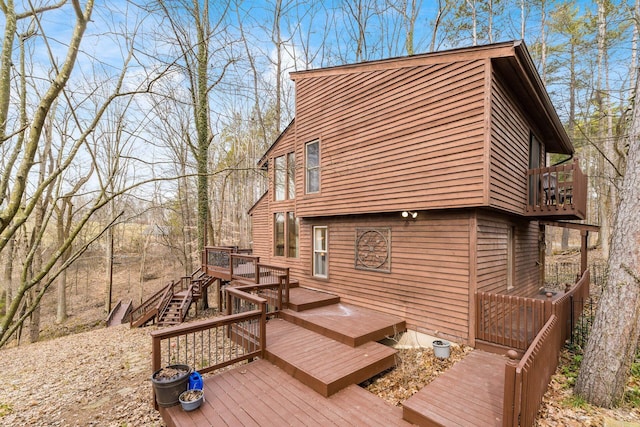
[[280, 302, 406, 346], [402, 350, 505, 427], [159, 360, 414, 426], [265, 319, 397, 396]]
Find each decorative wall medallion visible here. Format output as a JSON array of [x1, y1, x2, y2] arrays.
[[355, 228, 391, 272]]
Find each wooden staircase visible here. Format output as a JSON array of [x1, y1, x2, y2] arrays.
[[266, 285, 406, 397], [123, 267, 215, 328]]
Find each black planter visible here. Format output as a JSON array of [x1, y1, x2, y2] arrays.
[[151, 364, 191, 407]]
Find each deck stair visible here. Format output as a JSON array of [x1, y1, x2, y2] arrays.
[[265, 285, 406, 397], [157, 290, 192, 326], [124, 267, 214, 328]]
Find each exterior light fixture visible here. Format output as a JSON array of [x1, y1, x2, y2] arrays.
[[401, 211, 418, 219]]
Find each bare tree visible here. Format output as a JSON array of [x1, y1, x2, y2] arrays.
[[575, 66, 640, 408]]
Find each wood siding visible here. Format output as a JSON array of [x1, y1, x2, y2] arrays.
[[284, 212, 472, 342], [489, 68, 547, 215], [294, 61, 488, 217], [476, 211, 540, 296]]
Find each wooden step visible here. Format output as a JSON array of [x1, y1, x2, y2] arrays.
[[280, 303, 406, 347], [287, 287, 340, 311], [402, 350, 505, 426], [265, 319, 397, 397]]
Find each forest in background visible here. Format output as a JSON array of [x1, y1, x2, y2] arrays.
[[0, 0, 637, 347]]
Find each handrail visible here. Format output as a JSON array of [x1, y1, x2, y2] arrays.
[[503, 314, 562, 427], [150, 285, 268, 407], [129, 281, 172, 327]]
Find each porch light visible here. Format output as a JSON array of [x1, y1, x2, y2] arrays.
[[402, 211, 418, 219]]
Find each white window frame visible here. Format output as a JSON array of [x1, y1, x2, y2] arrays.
[[313, 226, 328, 278]]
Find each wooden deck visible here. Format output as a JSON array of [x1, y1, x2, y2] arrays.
[[266, 318, 397, 396], [159, 359, 413, 426], [280, 302, 406, 347], [403, 350, 506, 427]]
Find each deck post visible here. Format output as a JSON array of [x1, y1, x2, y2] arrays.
[[260, 301, 267, 359], [503, 350, 520, 427], [580, 230, 589, 275], [151, 335, 161, 409]]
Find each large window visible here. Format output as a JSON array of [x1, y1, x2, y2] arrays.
[[274, 213, 285, 256], [313, 226, 327, 278], [274, 152, 295, 201], [275, 156, 286, 201], [306, 140, 320, 194], [287, 152, 295, 199], [288, 212, 299, 258], [274, 212, 298, 258]]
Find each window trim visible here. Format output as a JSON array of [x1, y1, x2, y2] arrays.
[[312, 226, 328, 278], [274, 211, 299, 258]]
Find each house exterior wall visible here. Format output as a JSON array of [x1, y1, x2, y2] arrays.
[[488, 69, 546, 215], [293, 60, 488, 217], [475, 210, 541, 296], [251, 209, 473, 342]]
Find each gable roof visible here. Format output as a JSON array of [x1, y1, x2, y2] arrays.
[[290, 40, 573, 155]]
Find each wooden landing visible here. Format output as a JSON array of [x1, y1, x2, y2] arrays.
[[287, 287, 340, 311], [159, 359, 414, 427], [280, 303, 406, 347], [265, 319, 397, 397], [402, 350, 506, 427]]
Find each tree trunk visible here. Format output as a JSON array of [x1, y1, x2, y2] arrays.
[[575, 71, 640, 408]]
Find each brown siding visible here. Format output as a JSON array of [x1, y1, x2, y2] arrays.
[[294, 61, 488, 217], [281, 211, 472, 343], [476, 211, 540, 296], [488, 72, 530, 214]]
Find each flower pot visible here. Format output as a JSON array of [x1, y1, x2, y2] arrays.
[[151, 364, 191, 407], [432, 340, 451, 359], [179, 389, 204, 412]]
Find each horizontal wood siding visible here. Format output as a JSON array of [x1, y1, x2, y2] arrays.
[[489, 72, 530, 214], [290, 212, 471, 342], [476, 211, 540, 296], [294, 61, 488, 217], [250, 196, 270, 260]]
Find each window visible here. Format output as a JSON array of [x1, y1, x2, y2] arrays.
[[274, 212, 298, 258], [275, 153, 296, 201], [287, 152, 295, 199], [274, 156, 286, 201], [274, 213, 285, 256], [306, 140, 320, 193], [313, 226, 327, 278], [288, 212, 299, 258]]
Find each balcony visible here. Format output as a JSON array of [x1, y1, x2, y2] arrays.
[[525, 159, 587, 220]]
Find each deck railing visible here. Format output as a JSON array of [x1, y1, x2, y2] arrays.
[[203, 246, 259, 281], [223, 264, 291, 314], [503, 314, 563, 427], [476, 269, 590, 352], [526, 159, 587, 219], [476, 293, 550, 351], [151, 288, 267, 405]]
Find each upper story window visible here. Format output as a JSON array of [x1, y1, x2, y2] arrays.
[[305, 140, 320, 194], [275, 152, 295, 201]]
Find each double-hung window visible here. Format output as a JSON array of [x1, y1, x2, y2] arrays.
[[313, 226, 327, 278]]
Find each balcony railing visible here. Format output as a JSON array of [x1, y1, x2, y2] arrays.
[[526, 159, 587, 219]]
